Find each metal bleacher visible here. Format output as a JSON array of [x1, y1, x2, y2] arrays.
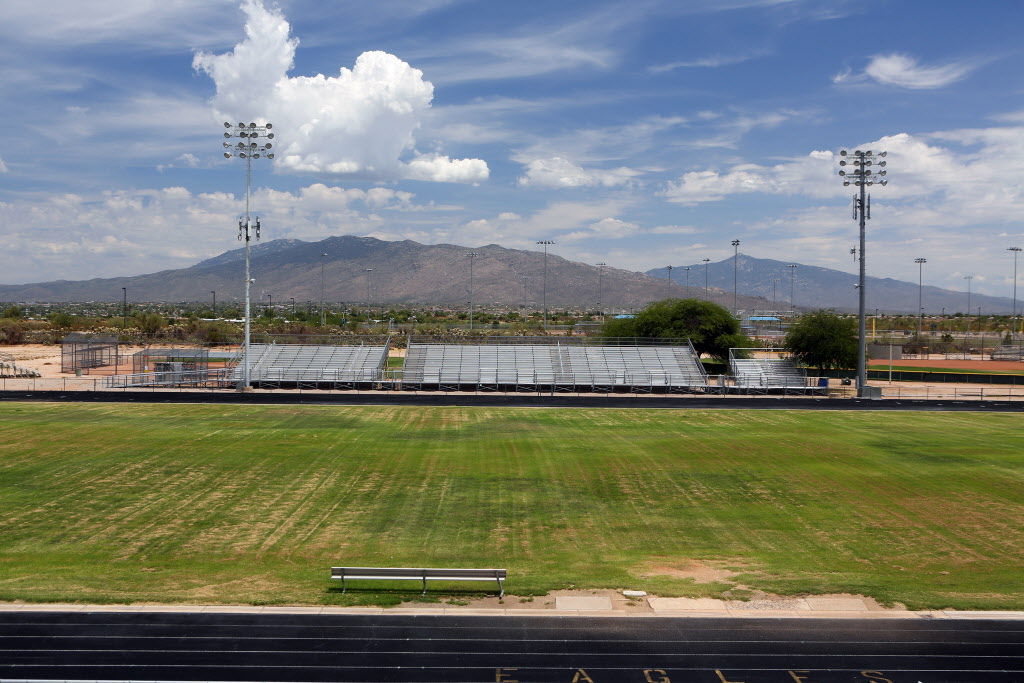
[[401, 339, 707, 392], [729, 350, 808, 390], [234, 342, 389, 388]]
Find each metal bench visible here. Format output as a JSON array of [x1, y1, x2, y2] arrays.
[[331, 567, 506, 597]]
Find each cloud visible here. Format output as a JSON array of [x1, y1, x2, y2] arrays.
[[517, 157, 640, 188], [561, 217, 640, 243], [0, 157, 7, 173], [648, 50, 767, 74], [193, 0, 488, 183], [835, 53, 979, 89]]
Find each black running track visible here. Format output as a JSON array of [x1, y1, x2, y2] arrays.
[[0, 612, 1022, 682]]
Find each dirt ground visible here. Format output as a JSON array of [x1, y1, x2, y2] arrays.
[[869, 356, 1024, 372]]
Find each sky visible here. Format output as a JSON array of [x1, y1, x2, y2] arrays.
[[1, 0, 1023, 297]]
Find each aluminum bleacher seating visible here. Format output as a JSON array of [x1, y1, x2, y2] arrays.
[[730, 357, 807, 389], [402, 342, 707, 391], [232, 343, 388, 387]]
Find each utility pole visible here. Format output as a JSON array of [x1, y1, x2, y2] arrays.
[[221, 120, 275, 391], [838, 148, 889, 397]]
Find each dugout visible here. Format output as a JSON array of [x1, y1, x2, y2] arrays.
[[61, 333, 121, 374]]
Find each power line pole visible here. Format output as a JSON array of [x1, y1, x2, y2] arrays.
[[838, 147, 889, 397], [221, 120, 275, 391]]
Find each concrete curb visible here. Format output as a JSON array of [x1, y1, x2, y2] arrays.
[[2, 602, 1023, 620]]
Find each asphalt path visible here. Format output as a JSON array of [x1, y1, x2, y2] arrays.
[[0, 612, 1021, 682]]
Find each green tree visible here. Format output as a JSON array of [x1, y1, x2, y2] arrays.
[[602, 298, 747, 360], [2, 306, 23, 319], [784, 310, 858, 373]]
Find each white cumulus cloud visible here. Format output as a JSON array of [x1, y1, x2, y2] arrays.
[[193, 0, 488, 183], [517, 156, 639, 188]]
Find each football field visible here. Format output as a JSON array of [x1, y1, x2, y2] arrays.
[[0, 402, 1021, 609]]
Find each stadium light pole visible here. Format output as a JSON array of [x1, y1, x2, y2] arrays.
[[838, 147, 888, 398], [1009, 246, 1022, 328], [964, 274, 973, 316], [666, 264, 674, 288], [319, 252, 328, 326], [266, 293, 273, 318], [211, 290, 216, 319], [731, 240, 740, 314], [468, 250, 478, 330], [289, 297, 295, 316], [683, 266, 691, 293], [221, 120, 275, 391], [702, 258, 710, 301], [537, 240, 555, 330], [596, 263, 607, 317], [786, 264, 797, 310], [121, 287, 127, 329], [915, 258, 927, 339], [364, 268, 374, 317]]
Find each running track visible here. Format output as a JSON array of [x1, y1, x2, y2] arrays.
[[0, 611, 1022, 682]]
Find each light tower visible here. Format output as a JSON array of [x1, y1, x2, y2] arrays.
[[1009, 246, 1022, 327], [596, 263, 607, 317], [221, 120, 275, 391], [468, 251, 479, 330], [786, 264, 798, 310], [683, 266, 691, 292], [838, 147, 888, 397], [702, 258, 711, 301], [536, 240, 555, 330], [731, 239, 740, 314], [915, 257, 927, 339], [319, 252, 328, 326], [666, 264, 674, 288]]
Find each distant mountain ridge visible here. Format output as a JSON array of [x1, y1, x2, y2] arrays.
[[2, 237, 1011, 313], [0, 236, 769, 310], [648, 255, 1016, 315]]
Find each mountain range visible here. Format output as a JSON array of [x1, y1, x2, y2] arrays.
[[0, 236, 1016, 314]]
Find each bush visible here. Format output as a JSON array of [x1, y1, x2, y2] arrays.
[[0, 319, 25, 345]]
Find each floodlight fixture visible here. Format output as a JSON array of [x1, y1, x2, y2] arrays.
[[219, 120, 277, 390], [838, 147, 890, 396], [1010, 246, 1023, 321], [915, 257, 927, 338]]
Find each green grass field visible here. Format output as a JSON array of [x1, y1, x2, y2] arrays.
[[1, 402, 1022, 609]]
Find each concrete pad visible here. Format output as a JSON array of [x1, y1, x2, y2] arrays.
[[201, 605, 262, 613], [726, 597, 810, 611], [648, 597, 727, 611], [804, 596, 869, 611], [554, 596, 613, 611], [943, 611, 1024, 620], [261, 606, 324, 614], [18, 603, 85, 611]]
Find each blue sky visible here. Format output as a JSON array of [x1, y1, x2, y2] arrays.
[[1, 0, 1023, 296]]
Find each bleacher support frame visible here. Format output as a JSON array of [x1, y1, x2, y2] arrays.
[[728, 347, 822, 394]]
